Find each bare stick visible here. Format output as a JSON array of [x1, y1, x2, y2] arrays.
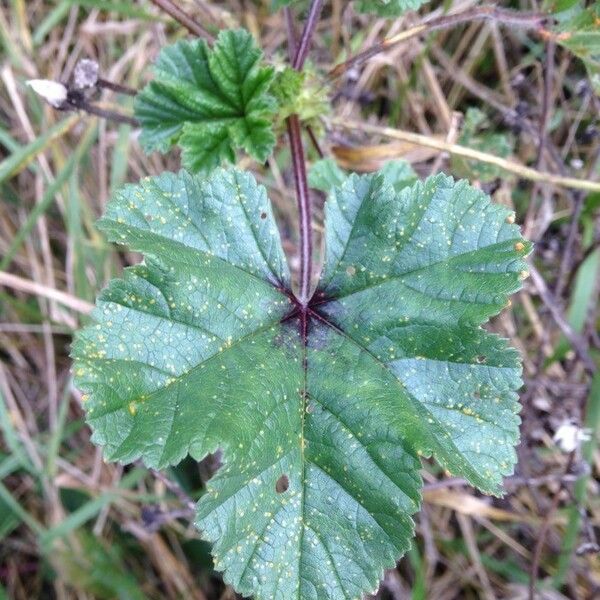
[[536, 39, 556, 169], [284, 6, 298, 62], [529, 266, 596, 374], [306, 125, 324, 158], [529, 453, 575, 600], [148, 0, 215, 42], [66, 99, 139, 126], [329, 5, 548, 79], [97, 78, 137, 97], [0, 271, 94, 315], [431, 46, 567, 176], [151, 469, 195, 512]]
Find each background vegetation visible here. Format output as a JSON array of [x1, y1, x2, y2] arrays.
[[0, 0, 599, 598]]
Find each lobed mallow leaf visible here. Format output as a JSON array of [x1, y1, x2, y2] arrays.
[[134, 30, 277, 171], [73, 166, 531, 599]]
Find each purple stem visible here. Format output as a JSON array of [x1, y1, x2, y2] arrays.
[[285, 0, 323, 305], [292, 0, 324, 70]]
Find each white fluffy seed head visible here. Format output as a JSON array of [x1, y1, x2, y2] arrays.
[[27, 79, 68, 108], [553, 420, 592, 453]]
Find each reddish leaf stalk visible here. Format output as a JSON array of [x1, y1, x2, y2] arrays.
[[287, 114, 312, 305]]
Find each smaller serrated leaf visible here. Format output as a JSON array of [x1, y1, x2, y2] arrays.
[[134, 29, 277, 170]]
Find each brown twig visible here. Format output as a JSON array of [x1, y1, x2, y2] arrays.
[[329, 5, 549, 80], [529, 266, 596, 374], [148, 0, 215, 42], [554, 147, 600, 300], [554, 192, 585, 301], [96, 77, 137, 97], [284, 6, 298, 62], [0, 271, 94, 315], [151, 469, 196, 513], [431, 46, 567, 176], [306, 125, 324, 158], [529, 452, 576, 600], [536, 39, 556, 170], [62, 97, 139, 126]]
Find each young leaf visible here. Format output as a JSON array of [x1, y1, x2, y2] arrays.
[[271, 66, 330, 132], [134, 30, 277, 171], [73, 167, 530, 599]]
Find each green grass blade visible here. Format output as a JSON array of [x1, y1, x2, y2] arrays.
[[0, 115, 79, 184], [0, 389, 35, 474], [41, 492, 116, 548], [0, 123, 97, 271], [0, 482, 45, 536], [33, 2, 72, 46]]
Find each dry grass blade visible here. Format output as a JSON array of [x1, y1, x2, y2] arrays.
[[0, 272, 94, 315], [331, 119, 600, 193]]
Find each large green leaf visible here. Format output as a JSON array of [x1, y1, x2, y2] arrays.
[[73, 167, 530, 599], [134, 29, 277, 171]]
